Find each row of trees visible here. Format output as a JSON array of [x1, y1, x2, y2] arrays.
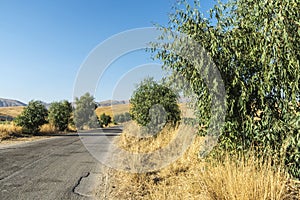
[[14, 93, 117, 134], [15, 100, 72, 134]]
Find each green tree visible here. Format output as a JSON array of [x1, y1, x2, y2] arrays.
[[130, 78, 181, 129], [74, 93, 100, 130], [15, 100, 48, 134], [154, 0, 300, 176], [100, 113, 112, 127], [48, 100, 72, 131]]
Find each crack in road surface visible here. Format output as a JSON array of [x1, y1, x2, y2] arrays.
[[72, 172, 91, 197]]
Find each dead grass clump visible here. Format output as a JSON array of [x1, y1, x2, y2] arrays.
[[102, 125, 300, 200], [197, 155, 290, 200], [149, 153, 296, 200], [0, 123, 22, 140], [67, 123, 77, 132], [40, 123, 77, 134], [39, 124, 57, 134], [116, 121, 178, 153]]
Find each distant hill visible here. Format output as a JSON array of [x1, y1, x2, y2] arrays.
[[0, 98, 27, 107], [97, 98, 188, 107], [98, 100, 129, 107]]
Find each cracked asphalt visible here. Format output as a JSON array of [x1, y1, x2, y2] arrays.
[[0, 128, 121, 200]]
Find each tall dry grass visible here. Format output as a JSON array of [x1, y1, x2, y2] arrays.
[[102, 122, 300, 200], [0, 123, 22, 140], [39, 124, 57, 134], [116, 121, 178, 153], [0, 122, 72, 142], [32, 123, 76, 134]]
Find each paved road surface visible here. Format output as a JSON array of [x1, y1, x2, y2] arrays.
[[0, 128, 121, 200]]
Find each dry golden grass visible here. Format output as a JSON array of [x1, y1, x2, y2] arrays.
[[40, 123, 78, 134], [95, 104, 130, 117], [100, 124, 300, 200], [0, 123, 56, 145], [116, 121, 178, 153], [0, 122, 73, 143], [67, 123, 77, 132], [40, 124, 57, 134], [0, 106, 24, 117], [0, 123, 22, 140], [0, 123, 56, 141]]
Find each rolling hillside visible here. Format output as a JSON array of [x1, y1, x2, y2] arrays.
[[0, 106, 25, 118], [95, 104, 130, 117], [0, 98, 26, 107]]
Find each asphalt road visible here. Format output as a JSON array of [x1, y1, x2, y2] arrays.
[[0, 128, 122, 200]]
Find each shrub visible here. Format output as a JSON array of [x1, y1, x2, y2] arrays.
[[100, 113, 112, 127], [130, 78, 180, 132], [14, 100, 48, 134], [48, 100, 72, 131]]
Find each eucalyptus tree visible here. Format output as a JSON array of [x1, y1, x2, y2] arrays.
[[153, 0, 300, 177]]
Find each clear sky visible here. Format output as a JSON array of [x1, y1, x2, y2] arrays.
[[0, 0, 215, 103]]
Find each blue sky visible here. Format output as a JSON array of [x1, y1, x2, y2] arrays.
[[0, 0, 215, 103]]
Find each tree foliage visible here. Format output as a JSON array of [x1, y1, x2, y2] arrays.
[[154, 0, 300, 177], [114, 112, 131, 123], [15, 100, 48, 134], [74, 93, 100, 130], [130, 78, 181, 130], [48, 100, 72, 131]]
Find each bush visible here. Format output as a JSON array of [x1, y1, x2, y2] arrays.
[[14, 100, 48, 134], [48, 100, 72, 131], [100, 113, 112, 127], [130, 78, 180, 131]]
